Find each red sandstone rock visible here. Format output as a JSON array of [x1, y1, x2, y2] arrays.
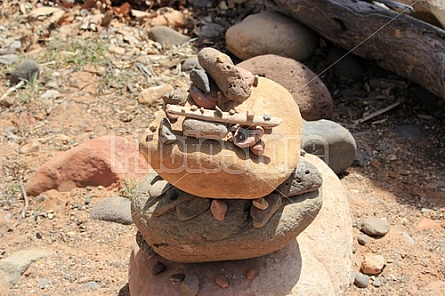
[[25, 136, 150, 196]]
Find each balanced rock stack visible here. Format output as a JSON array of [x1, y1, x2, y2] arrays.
[[131, 48, 329, 293]]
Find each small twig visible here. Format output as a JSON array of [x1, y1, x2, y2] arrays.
[[354, 101, 400, 125], [12, 181, 29, 229], [19, 181, 29, 219], [0, 81, 25, 102]]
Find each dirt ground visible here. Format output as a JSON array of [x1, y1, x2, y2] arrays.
[[0, 1, 444, 295]]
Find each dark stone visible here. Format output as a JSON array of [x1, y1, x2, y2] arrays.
[[10, 60, 40, 85], [276, 159, 323, 197]]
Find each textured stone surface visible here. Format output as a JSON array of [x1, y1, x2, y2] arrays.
[[25, 136, 150, 196], [10, 60, 40, 85], [361, 217, 391, 236], [129, 154, 352, 295], [90, 196, 132, 225], [0, 249, 52, 288], [147, 26, 190, 45], [276, 159, 323, 197], [238, 54, 333, 121], [198, 47, 251, 102], [140, 77, 302, 199], [302, 119, 357, 174], [226, 11, 318, 62], [131, 154, 322, 263]]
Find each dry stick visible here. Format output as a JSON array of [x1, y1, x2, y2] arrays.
[[165, 104, 283, 128], [354, 101, 401, 125], [152, 195, 196, 218], [12, 181, 29, 229], [0, 81, 25, 102]]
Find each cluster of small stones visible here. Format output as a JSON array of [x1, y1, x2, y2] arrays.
[[142, 47, 316, 226], [147, 47, 279, 157]]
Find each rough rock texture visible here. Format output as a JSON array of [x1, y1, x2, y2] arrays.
[[147, 26, 190, 45], [0, 249, 52, 288], [302, 119, 357, 174], [198, 47, 251, 102], [238, 54, 333, 121], [25, 136, 150, 196], [226, 11, 318, 62], [90, 196, 133, 225], [131, 154, 322, 263], [276, 158, 323, 197], [128, 154, 352, 295], [140, 77, 302, 199]]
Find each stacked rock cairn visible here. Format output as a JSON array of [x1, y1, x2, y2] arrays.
[[133, 48, 325, 267]]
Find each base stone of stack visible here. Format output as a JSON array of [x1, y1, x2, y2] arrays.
[[128, 154, 353, 295]]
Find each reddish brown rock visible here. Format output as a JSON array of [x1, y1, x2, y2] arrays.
[[25, 136, 150, 196], [238, 54, 333, 121]]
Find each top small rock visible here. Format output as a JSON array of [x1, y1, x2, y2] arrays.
[[361, 217, 390, 236]]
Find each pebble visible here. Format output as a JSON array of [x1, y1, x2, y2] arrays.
[[372, 277, 382, 287], [302, 120, 356, 174], [361, 254, 386, 275], [180, 274, 200, 296], [182, 56, 203, 71], [152, 261, 166, 275], [169, 273, 186, 282], [148, 26, 190, 46], [0, 53, 19, 65], [10, 60, 40, 85], [40, 89, 61, 99], [39, 278, 49, 289], [198, 47, 251, 102], [18, 140, 41, 154], [276, 159, 323, 197], [90, 196, 132, 225], [246, 268, 257, 280], [190, 69, 211, 93], [138, 84, 174, 105], [357, 233, 370, 245], [226, 11, 318, 61], [159, 118, 176, 144], [188, 84, 218, 109], [250, 194, 282, 228], [354, 272, 370, 288], [148, 178, 169, 198], [399, 231, 415, 246], [215, 275, 229, 288], [163, 87, 188, 106], [199, 23, 225, 39], [252, 197, 269, 210], [210, 199, 227, 221], [361, 217, 390, 236], [176, 196, 211, 221]]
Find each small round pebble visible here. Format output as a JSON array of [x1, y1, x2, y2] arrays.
[[354, 272, 370, 288], [372, 277, 382, 287], [180, 274, 200, 296], [169, 273, 186, 282], [246, 268, 257, 280], [152, 261, 166, 275], [361, 217, 390, 236], [215, 275, 229, 288], [357, 233, 370, 245]]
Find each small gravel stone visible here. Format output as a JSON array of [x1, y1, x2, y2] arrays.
[[354, 272, 370, 288], [246, 268, 257, 280], [357, 233, 370, 245], [372, 277, 382, 287], [210, 199, 227, 221], [169, 273, 186, 282], [90, 196, 132, 225], [252, 197, 269, 210], [148, 26, 190, 46], [10, 60, 40, 85], [190, 69, 211, 93], [361, 254, 386, 275], [361, 217, 390, 236], [215, 275, 229, 288], [0, 53, 19, 65], [180, 274, 199, 296], [84, 281, 100, 290], [152, 261, 166, 275], [39, 278, 49, 289], [148, 178, 169, 198], [182, 56, 202, 71], [41, 89, 61, 99]]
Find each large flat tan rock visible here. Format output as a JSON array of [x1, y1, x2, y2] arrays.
[[139, 77, 302, 199]]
